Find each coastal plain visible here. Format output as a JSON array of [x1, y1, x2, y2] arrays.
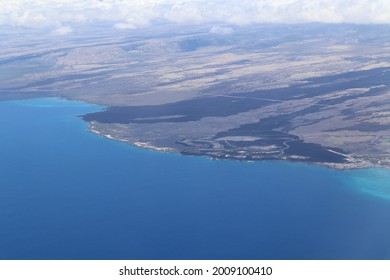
[[2, 23, 390, 168]]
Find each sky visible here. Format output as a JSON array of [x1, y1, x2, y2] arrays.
[[1, 0, 390, 34]]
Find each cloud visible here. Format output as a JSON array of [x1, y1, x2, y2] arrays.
[[209, 26, 234, 35], [1, 0, 390, 34], [52, 26, 73, 35], [114, 22, 137, 30]]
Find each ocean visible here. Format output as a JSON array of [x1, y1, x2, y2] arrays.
[[0, 98, 389, 260]]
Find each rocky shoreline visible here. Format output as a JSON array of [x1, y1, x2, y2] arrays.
[[87, 122, 379, 170]]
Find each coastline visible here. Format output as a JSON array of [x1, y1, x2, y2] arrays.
[[87, 121, 377, 170], [0, 96, 382, 171]]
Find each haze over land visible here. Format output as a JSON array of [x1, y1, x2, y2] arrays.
[[2, 1, 390, 168]]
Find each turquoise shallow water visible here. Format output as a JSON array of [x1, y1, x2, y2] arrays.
[[0, 98, 390, 260], [343, 168, 390, 200]]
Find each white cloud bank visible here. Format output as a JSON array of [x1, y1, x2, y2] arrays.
[[1, 0, 390, 33]]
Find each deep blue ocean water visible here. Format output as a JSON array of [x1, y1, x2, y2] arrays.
[[1, 98, 390, 260]]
